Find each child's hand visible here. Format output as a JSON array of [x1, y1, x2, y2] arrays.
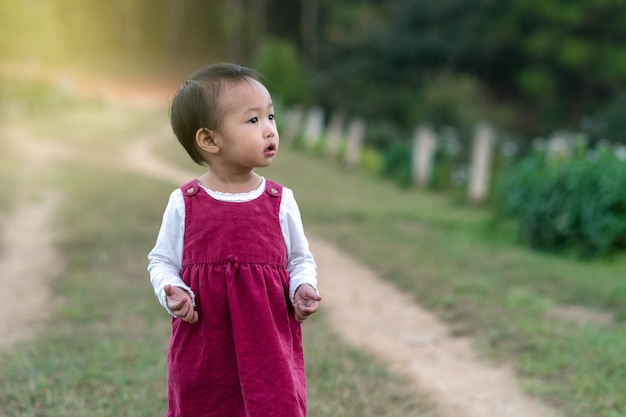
[[165, 284, 198, 323], [294, 284, 321, 323]]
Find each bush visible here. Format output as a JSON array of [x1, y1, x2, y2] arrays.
[[381, 142, 412, 187], [359, 146, 384, 175], [494, 147, 626, 256], [587, 94, 626, 143], [253, 38, 310, 106]]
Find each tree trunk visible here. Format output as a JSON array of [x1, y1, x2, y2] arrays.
[[225, 0, 245, 63], [301, 0, 318, 66]]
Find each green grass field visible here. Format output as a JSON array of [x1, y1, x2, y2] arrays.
[[0, 103, 434, 417], [1, 85, 625, 416], [263, 145, 626, 417]]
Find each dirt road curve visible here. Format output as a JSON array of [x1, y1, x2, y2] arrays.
[[0, 76, 557, 416], [0, 190, 61, 348], [313, 237, 555, 417], [109, 128, 555, 416]]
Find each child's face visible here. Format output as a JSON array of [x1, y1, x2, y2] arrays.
[[213, 79, 279, 170]]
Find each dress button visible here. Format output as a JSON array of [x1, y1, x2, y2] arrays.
[[270, 188, 278, 194], [187, 187, 195, 194]]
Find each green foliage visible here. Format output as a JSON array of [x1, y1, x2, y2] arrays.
[[411, 73, 493, 130], [253, 38, 310, 106], [494, 147, 626, 256], [381, 141, 412, 187], [315, 0, 626, 138], [588, 95, 626, 142], [362, 120, 408, 151], [266, 145, 626, 417], [7, 0, 626, 142], [430, 127, 467, 191], [0, 104, 431, 417], [359, 146, 384, 175]]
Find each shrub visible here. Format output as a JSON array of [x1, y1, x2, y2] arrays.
[[587, 94, 626, 143], [253, 38, 310, 106], [430, 127, 466, 191], [359, 146, 384, 175], [381, 142, 412, 187], [494, 147, 626, 256]]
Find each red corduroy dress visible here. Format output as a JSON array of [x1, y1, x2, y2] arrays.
[[166, 179, 306, 417]]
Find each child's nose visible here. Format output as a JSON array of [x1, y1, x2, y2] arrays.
[[264, 125, 277, 138]]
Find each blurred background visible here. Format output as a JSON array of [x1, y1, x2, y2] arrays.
[[2, 3, 626, 416], [3, 0, 626, 141], [3, 0, 626, 256]]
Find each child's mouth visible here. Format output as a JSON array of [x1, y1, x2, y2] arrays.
[[265, 143, 277, 155]]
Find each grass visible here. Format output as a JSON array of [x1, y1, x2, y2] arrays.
[[151, 104, 626, 417], [2, 78, 625, 416], [155, 115, 626, 416], [261, 144, 626, 416], [0, 137, 19, 214], [0, 102, 434, 416]]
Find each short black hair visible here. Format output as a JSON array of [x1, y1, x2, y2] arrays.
[[169, 63, 263, 165]]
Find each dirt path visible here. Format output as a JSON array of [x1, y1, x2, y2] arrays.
[[0, 73, 557, 416], [0, 124, 65, 348], [0, 121, 557, 417], [313, 238, 556, 417], [0, 190, 62, 347], [131, 147, 557, 416]]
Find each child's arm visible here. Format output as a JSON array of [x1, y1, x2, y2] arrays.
[[279, 187, 320, 318], [148, 189, 197, 318]]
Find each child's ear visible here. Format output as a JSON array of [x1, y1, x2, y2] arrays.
[[195, 128, 220, 154]]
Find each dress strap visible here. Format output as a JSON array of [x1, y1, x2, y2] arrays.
[[181, 179, 200, 197], [265, 179, 282, 198]]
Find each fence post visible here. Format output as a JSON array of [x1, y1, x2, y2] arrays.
[[325, 109, 345, 158], [282, 107, 304, 144], [468, 122, 495, 203], [345, 118, 365, 167], [303, 106, 325, 149], [412, 125, 438, 187], [547, 131, 573, 160]]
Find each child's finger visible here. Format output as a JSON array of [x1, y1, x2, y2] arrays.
[[180, 307, 198, 323], [177, 300, 190, 316], [300, 299, 320, 316], [164, 284, 174, 296], [294, 311, 305, 323], [169, 294, 188, 311], [301, 288, 322, 302], [295, 301, 316, 322]]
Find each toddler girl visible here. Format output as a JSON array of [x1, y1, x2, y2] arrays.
[[148, 63, 321, 417]]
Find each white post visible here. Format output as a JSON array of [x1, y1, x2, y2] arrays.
[[303, 106, 324, 149], [468, 122, 495, 203], [412, 125, 438, 187], [547, 131, 573, 160], [345, 118, 365, 167], [282, 107, 304, 144], [325, 110, 345, 158]]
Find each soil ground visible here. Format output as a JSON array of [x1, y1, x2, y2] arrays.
[[0, 71, 558, 417]]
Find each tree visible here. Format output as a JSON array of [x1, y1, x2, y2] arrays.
[[311, 0, 626, 139]]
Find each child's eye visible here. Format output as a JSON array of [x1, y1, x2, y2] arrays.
[[269, 114, 275, 120], [248, 117, 259, 124]]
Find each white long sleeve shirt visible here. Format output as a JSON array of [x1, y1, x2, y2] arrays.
[[147, 177, 318, 315]]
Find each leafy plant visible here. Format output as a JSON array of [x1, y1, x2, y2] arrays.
[[494, 146, 626, 256], [359, 146, 384, 175], [253, 38, 310, 106], [381, 141, 412, 187]]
